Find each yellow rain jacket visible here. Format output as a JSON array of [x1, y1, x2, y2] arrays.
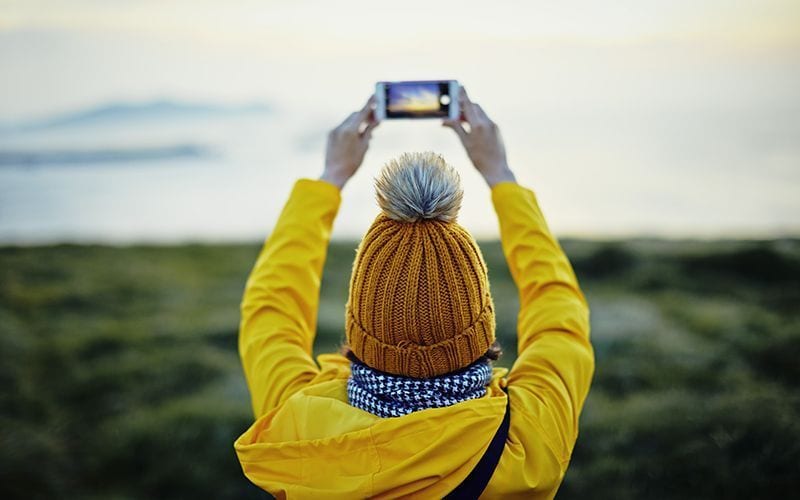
[[234, 178, 594, 499]]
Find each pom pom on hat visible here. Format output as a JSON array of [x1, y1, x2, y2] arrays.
[[375, 151, 463, 223]]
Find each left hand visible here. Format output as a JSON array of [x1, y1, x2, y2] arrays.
[[320, 94, 379, 189]]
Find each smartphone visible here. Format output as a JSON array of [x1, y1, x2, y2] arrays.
[[375, 80, 460, 121]]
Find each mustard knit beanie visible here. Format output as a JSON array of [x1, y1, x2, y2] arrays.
[[345, 151, 496, 378]]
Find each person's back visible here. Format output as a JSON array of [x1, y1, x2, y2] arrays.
[[234, 88, 595, 499]]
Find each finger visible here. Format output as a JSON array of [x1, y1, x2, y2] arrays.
[[359, 105, 378, 130], [340, 111, 358, 127], [461, 86, 474, 106], [459, 88, 479, 124], [442, 119, 468, 142], [341, 114, 367, 136], [360, 116, 379, 138], [342, 95, 375, 132], [473, 102, 491, 122], [356, 94, 376, 121]]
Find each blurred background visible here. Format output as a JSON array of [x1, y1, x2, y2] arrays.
[[1, 1, 798, 498]]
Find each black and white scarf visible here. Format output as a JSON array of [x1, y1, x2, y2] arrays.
[[347, 358, 493, 418]]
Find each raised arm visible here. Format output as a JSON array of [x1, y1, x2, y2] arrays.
[[239, 179, 341, 417], [239, 95, 379, 418], [443, 87, 594, 468], [492, 182, 594, 464]]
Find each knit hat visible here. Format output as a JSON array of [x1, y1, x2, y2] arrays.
[[345, 151, 496, 378]]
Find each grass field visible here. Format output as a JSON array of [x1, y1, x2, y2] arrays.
[[1, 238, 799, 499]]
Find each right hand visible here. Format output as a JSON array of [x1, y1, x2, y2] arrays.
[[442, 87, 516, 187]]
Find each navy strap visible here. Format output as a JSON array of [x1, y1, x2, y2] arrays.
[[445, 389, 510, 499]]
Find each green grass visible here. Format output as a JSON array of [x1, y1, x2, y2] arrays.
[[1, 238, 799, 499]]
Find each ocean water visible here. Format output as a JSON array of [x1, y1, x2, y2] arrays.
[[1, 104, 798, 243]]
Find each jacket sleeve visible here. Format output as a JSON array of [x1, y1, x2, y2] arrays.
[[491, 181, 595, 467], [239, 178, 341, 418]]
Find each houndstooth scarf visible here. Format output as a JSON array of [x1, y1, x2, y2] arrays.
[[347, 358, 493, 418]]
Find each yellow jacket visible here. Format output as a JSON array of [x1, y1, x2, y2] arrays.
[[234, 178, 594, 499]]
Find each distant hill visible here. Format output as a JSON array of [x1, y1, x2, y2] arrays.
[[6, 100, 272, 131]]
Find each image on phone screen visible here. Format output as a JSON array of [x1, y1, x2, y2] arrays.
[[385, 81, 452, 118]]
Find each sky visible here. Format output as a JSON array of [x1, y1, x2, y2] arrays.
[[0, 0, 798, 241], [2, 0, 798, 119]]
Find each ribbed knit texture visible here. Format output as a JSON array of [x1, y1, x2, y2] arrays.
[[345, 213, 496, 378]]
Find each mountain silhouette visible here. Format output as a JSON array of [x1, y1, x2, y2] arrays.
[[8, 99, 272, 131]]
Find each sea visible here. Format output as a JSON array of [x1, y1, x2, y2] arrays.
[[1, 101, 798, 244]]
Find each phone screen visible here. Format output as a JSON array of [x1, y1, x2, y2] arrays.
[[384, 81, 452, 118]]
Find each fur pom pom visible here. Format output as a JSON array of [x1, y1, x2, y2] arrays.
[[375, 152, 463, 223]]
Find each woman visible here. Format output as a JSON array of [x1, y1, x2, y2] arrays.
[[234, 87, 594, 499]]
